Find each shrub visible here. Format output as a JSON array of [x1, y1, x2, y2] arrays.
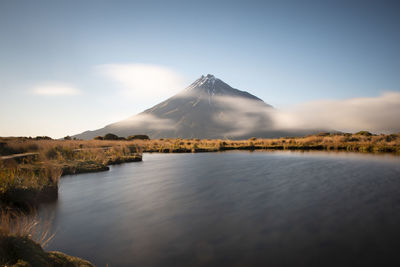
[[27, 144, 39, 151], [94, 136, 103, 140], [356, 131, 372, 136], [45, 148, 58, 160], [386, 134, 398, 142], [127, 135, 150, 140], [103, 133, 119, 140], [348, 137, 359, 142], [34, 136, 52, 140], [0, 142, 28, 156]]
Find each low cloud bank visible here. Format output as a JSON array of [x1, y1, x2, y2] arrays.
[[212, 96, 274, 136], [280, 92, 400, 134], [212, 92, 400, 135], [114, 113, 175, 131]]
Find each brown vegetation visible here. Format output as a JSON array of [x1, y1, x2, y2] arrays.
[[0, 132, 398, 265], [0, 209, 93, 266], [0, 132, 399, 208], [0, 139, 141, 265], [136, 132, 400, 154], [1, 139, 142, 208], [0, 167, 60, 209]]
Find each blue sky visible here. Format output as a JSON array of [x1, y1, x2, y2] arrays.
[[1, 0, 399, 137]]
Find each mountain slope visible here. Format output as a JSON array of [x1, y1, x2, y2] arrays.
[[73, 74, 310, 139]]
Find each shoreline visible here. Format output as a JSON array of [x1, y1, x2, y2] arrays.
[[0, 155, 142, 267], [143, 144, 400, 154], [1, 133, 399, 266], [1, 132, 399, 209]]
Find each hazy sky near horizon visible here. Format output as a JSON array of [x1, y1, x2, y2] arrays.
[[1, 0, 399, 138]]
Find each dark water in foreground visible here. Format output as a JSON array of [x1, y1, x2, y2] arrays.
[[40, 151, 400, 266]]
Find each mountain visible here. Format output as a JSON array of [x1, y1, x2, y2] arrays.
[[74, 74, 312, 139]]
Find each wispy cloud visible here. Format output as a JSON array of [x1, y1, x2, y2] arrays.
[[115, 114, 175, 130], [96, 63, 185, 102], [32, 82, 81, 96]]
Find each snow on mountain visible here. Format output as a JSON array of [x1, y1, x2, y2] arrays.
[[73, 74, 311, 139]]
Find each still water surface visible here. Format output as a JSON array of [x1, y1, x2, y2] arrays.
[[40, 151, 400, 266]]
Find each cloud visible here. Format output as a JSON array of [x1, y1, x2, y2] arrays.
[[212, 96, 274, 136], [278, 92, 400, 134], [211, 92, 400, 136], [32, 82, 81, 96], [96, 63, 185, 102], [115, 113, 175, 131]]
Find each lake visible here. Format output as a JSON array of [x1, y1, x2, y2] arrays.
[[39, 151, 400, 266]]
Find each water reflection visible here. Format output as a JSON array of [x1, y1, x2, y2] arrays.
[[40, 152, 400, 266]]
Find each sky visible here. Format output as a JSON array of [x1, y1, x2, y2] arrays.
[[0, 0, 399, 138]]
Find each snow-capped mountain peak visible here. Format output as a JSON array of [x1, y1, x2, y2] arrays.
[[184, 74, 264, 104], [188, 74, 218, 90], [73, 74, 277, 140]]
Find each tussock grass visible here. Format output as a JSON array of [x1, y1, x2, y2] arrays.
[[0, 167, 61, 209], [0, 132, 398, 207], [1, 133, 399, 158], [0, 209, 93, 266], [0, 209, 54, 248], [0, 139, 141, 207], [0, 167, 60, 193], [129, 133, 400, 154]]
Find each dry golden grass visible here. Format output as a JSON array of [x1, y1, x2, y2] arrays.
[[0, 132, 398, 207], [0, 167, 61, 194], [0, 209, 54, 248], [1, 133, 399, 157], [0, 139, 142, 207], [119, 133, 399, 153], [0, 139, 141, 167], [144, 133, 400, 153]]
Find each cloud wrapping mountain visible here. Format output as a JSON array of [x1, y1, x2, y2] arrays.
[[209, 91, 400, 135], [279, 92, 400, 134], [73, 75, 400, 139]]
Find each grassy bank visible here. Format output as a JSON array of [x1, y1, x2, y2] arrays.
[[137, 132, 400, 154], [0, 139, 142, 209], [2, 132, 399, 157], [0, 167, 60, 209], [0, 132, 398, 265], [0, 141, 141, 265], [1, 132, 399, 208], [0, 210, 93, 266]]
